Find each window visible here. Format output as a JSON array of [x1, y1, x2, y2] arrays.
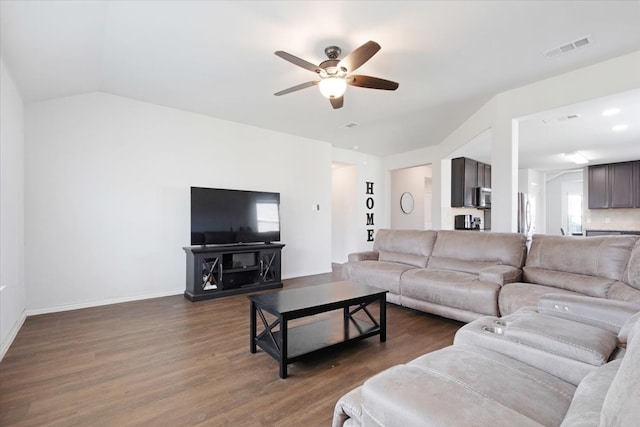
[[567, 194, 582, 234]]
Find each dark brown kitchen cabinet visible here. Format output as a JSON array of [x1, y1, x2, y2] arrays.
[[610, 162, 635, 208], [588, 161, 640, 209], [588, 164, 610, 209], [478, 163, 491, 189], [451, 157, 490, 207]]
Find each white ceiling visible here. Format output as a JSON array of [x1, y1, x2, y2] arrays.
[[1, 1, 639, 168], [455, 88, 640, 171]]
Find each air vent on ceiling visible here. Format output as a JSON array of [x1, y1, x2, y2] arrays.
[[542, 114, 582, 124], [557, 113, 582, 121], [544, 35, 592, 58], [341, 122, 359, 129]]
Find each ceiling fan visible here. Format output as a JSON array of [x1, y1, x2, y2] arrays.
[[274, 40, 399, 109]]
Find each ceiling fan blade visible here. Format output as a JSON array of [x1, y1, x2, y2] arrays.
[[348, 75, 399, 91], [274, 81, 318, 96], [330, 96, 344, 109], [338, 41, 381, 73], [274, 51, 322, 74]]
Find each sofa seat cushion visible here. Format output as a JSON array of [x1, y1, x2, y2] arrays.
[[454, 312, 619, 385], [523, 267, 616, 298], [342, 260, 415, 295], [360, 345, 575, 427], [427, 256, 501, 274], [402, 269, 500, 316], [501, 311, 619, 366], [499, 282, 581, 315], [560, 360, 621, 427]]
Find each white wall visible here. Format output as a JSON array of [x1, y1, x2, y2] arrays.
[[0, 58, 26, 359], [390, 165, 430, 230], [24, 93, 332, 313], [332, 148, 386, 256], [331, 165, 357, 263]]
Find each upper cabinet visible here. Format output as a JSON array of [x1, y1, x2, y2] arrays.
[[588, 164, 610, 208], [588, 160, 640, 209], [451, 157, 491, 207], [478, 163, 492, 189]]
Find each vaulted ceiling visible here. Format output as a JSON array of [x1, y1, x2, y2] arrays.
[[1, 1, 639, 168]]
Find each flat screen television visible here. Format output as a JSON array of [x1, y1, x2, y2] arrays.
[[190, 187, 280, 245]]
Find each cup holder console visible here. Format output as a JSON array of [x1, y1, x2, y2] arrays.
[[493, 319, 510, 327], [482, 326, 504, 335]]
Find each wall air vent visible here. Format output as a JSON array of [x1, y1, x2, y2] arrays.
[[544, 35, 592, 58]]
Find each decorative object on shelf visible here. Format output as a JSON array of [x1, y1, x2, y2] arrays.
[[400, 192, 414, 214], [274, 40, 399, 109]]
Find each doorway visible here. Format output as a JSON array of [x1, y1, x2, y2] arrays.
[[390, 164, 432, 230]]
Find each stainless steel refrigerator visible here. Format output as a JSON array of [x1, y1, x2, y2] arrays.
[[517, 192, 533, 236]]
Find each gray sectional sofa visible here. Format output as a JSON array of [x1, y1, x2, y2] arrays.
[[334, 230, 640, 426], [333, 294, 640, 426], [343, 229, 640, 322]]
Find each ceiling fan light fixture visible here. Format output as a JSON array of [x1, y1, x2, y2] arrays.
[[319, 77, 347, 99]]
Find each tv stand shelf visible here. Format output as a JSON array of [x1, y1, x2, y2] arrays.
[[183, 243, 284, 301]]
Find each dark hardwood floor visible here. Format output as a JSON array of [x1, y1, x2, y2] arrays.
[[0, 267, 462, 426]]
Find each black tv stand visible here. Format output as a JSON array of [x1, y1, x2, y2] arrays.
[[183, 243, 284, 301]]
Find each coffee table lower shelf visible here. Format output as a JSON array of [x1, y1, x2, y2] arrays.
[[249, 281, 387, 378], [255, 317, 380, 364]]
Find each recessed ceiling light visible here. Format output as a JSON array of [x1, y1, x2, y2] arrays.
[[602, 108, 620, 116], [352, 145, 360, 151], [612, 124, 628, 132], [563, 152, 589, 164]]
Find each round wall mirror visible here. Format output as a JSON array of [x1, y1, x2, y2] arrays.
[[400, 192, 414, 214]]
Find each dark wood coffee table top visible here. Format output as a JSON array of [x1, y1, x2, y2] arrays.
[[248, 280, 386, 318]]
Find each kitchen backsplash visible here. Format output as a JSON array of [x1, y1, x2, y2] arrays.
[[586, 208, 640, 231]]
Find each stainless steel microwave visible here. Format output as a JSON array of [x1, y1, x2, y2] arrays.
[[474, 187, 491, 208]]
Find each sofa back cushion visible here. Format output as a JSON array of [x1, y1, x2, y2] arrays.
[[430, 230, 527, 269], [373, 229, 437, 268], [522, 268, 617, 298], [526, 235, 638, 280]]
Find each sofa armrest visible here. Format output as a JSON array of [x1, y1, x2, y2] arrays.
[[478, 265, 522, 285], [538, 293, 640, 335], [617, 311, 640, 347], [332, 386, 362, 427], [347, 251, 378, 262]]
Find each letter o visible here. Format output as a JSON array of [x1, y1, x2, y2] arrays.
[[366, 197, 374, 209]]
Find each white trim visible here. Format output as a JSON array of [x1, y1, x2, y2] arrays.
[[26, 289, 184, 316], [0, 309, 27, 361]]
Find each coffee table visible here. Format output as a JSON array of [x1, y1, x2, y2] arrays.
[[249, 281, 387, 378]]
